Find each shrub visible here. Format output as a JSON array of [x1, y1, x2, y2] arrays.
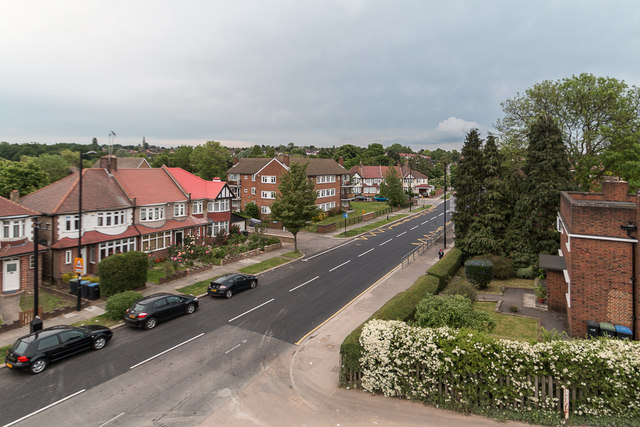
[[61, 272, 78, 282], [516, 266, 535, 279], [442, 281, 477, 301], [244, 202, 260, 219], [105, 290, 142, 320], [98, 251, 148, 297], [474, 254, 513, 279], [413, 294, 495, 331], [426, 247, 462, 291], [509, 305, 518, 313], [464, 259, 493, 289]]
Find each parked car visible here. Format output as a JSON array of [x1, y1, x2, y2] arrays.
[[5, 325, 113, 374], [374, 196, 389, 202], [124, 292, 199, 330], [208, 273, 258, 299], [354, 195, 367, 201]]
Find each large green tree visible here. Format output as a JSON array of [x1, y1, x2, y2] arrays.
[[23, 153, 71, 183], [379, 167, 405, 207], [0, 160, 49, 198], [451, 129, 484, 243], [495, 73, 640, 189], [190, 141, 231, 180], [270, 162, 318, 251], [505, 115, 574, 266]]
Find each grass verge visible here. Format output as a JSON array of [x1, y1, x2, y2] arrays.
[[1, 344, 10, 364], [72, 313, 122, 329], [336, 214, 408, 238], [20, 293, 71, 312], [474, 301, 539, 342]]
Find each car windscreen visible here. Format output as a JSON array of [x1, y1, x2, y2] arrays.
[[133, 303, 147, 311], [10, 339, 29, 354]]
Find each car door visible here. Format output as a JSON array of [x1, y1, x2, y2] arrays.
[[58, 329, 92, 357], [152, 297, 172, 321], [36, 334, 64, 362], [236, 275, 250, 291], [165, 295, 184, 319]]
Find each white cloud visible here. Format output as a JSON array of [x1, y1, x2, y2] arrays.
[[435, 117, 481, 140]]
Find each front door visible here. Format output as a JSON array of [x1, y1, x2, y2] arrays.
[[3, 259, 20, 293], [175, 231, 183, 246]]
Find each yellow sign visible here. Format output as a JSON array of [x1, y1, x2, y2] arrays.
[[74, 257, 84, 274]]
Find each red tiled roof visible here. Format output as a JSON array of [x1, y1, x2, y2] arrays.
[[165, 168, 229, 199], [0, 240, 47, 257], [0, 196, 40, 217], [135, 217, 208, 235], [114, 169, 188, 205], [51, 226, 140, 249]]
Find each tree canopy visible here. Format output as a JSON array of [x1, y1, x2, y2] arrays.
[[379, 167, 405, 207]]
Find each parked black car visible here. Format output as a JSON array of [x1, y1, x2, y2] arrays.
[[208, 273, 258, 298], [5, 325, 113, 374], [354, 195, 367, 201], [124, 292, 198, 330]]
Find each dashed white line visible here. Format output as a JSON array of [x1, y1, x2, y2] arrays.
[[379, 239, 392, 246], [438, 213, 444, 217], [289, 276, 319, 292], [421, 220, 429, 225], [4, 389, 86, 427], [228, 299, 275, 322], [329, 260, 351, 272], [130, 333, 205, 369], [99, 412, 126, 427], [358, 248, 374, 257], [410, 225, 418, 230], [225, 344, 241, 354], [396, 231, 407, 237]]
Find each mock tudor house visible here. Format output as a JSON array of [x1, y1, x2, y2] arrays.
[[541, 178, 640, 340], [0, 194, 46, 295], [227, 156, 348, 217], [19, 157, 209, 282], [348, 164, 430, 198]]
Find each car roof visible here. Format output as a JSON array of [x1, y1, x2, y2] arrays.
[[16, 325, 76, 342]]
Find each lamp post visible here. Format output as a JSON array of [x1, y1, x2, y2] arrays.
[[30, 220, 44, 332], [77, 150, 96, 311], [443, 162, 447, 249], [408, 161, 412, 212]]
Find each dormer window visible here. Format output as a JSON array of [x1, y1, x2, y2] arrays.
[[174, 203, 186, 217], [65, 215, 79, 232], [192, 201, 203, 214], [2, 219, 25, 239], [98, 210, 126, 227], [140, 206, 165, 222]]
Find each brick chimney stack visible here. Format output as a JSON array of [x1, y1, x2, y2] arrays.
[[9, 190, 19, 202], [99, 155, 117, 173], [283, 155, 290, 166], [338, 156, 344, 166], [233, 156, 238, 165], [601, 177, 629, 202]]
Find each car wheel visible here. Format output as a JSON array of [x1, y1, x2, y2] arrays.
[[185, 303, 195, 314], [250, 280, 257, 289], [30, 358, 48, 374], [224, 289, 233, 299], [144, 317, 158, 330], [92, 336, 107, 350]]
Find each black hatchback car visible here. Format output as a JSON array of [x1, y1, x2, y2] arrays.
[[124, 292, 198, 330], [208, 273, 258, 298], [5, 325, 113, 374]]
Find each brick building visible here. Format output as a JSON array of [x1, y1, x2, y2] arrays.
[[541, 178, 639, 339]]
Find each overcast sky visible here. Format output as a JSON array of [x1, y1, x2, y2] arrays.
[[2, 1, 639, 151]]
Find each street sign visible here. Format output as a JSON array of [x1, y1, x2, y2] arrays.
[[74, 257, 84, 274], [343, 213, 348, 218]]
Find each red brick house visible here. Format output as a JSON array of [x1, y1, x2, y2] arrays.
[[0, 195, 46, 295], [227, 156, 348, 218], [541, 178, 639, 339], [347, 164, 430, 197]]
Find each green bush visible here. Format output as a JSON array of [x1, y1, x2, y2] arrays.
[[442, 281, 477, 301], [516, 266, 535, 279], [464, 259, 493, 289], [474, 254, 513, 279], [98, 251, 148, 297], [105, 290, 143, 320], [426, 247, 462, 291], [413, 294, 495, 331]]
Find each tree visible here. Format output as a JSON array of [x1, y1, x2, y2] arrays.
[[0, 160, 49, 198], [23, 153, 71, 183], [451, 129, 484, 243], [505, 115, 574, 266], [333, 144, 362, 169], [244, 202, 260, 219], [190, 141, 231, 180], [379, 167, 405, 207], [248, 145, 264, 158], [385, 143, 412, 165], [270, 162, 318, 251], [495, 73, 640, 189], [362, 143, 389, 166], [172, 146, 194, 170]]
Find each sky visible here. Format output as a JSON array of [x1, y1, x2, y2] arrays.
[[2, 1, 640, 152]]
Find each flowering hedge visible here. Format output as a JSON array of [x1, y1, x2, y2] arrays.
[[359, 319, 640, 422]]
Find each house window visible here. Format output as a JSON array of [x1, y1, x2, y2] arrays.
[[65, 215, 79, 232], [65, 250, 73, 264], [141, 231, 172, 252], [251, 187, 256, 195], [261, 175, 276, 184], [30, 255, 35, 269], [228, 173, 239, 181], [97, 210, 126, 227], [316, 175, 336, 184], [211, 221, 228, 236], [90, 246, 96, 264], [174, 203, 186, 217], [2, 219, 26, 239], [261, 191, 276, 199], [318, 201, 336, 211], [192, 201, 203, 214], [244, 175, 249, 180], [140, 207, 165, 222], [261, 205, 271, 214], [316, 188, 336, 198], [212, 199, 230, 212], [99, 238, 136, 260], [207, 201, 214, 211]]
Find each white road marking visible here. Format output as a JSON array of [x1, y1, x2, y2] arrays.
[[379, 239, 392, 246], [99, 412, 126, 427], [129, 333, 204, 369], [225, 344, 241, 354], [396, 231, 407, 237], [358, 248, 374, 257], [421, 220, 429, 225], [289, 276, 319, 292], [329, 260, 351, 272], [438, 213, 444, 217], [302, 240, 354, 261], [410, 225, 418, 230], [228, 299, 275, 322], [4, 389, 86, 427]]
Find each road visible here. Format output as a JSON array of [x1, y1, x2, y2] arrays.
[[1, 200, 454, 427]]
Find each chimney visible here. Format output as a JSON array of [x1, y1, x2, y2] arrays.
[[9, 190, 19, 201], [99, 155, 117, 173], [602, 177, 629, 201], [338, 156, 344, 166], [212, 177, 221, 182], [283, 155, 290, 166], [233, 156, 238, 165]]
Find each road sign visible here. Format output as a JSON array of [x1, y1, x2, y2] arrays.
[[343, 213, 348, 218], [74, 257, 84, 274]]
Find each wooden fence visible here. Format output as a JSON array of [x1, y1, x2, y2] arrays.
[[19, 307, 44, 327]]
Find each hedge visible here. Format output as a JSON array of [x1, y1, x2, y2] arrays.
[[426, 247, 462, 291], [98, 251, 148, 297], [105, 290, 143, 320], [464, 259, 493, 289]]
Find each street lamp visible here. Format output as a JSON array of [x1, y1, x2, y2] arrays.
[[30, 220, 47, 332], [77, 150, 96, 311], [443, 162, 447, 249]]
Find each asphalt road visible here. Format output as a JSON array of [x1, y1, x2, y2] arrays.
[[0, 201, 454, 427]]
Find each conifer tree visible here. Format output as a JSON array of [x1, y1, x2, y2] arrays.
[[379, 167, 405, 207]]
